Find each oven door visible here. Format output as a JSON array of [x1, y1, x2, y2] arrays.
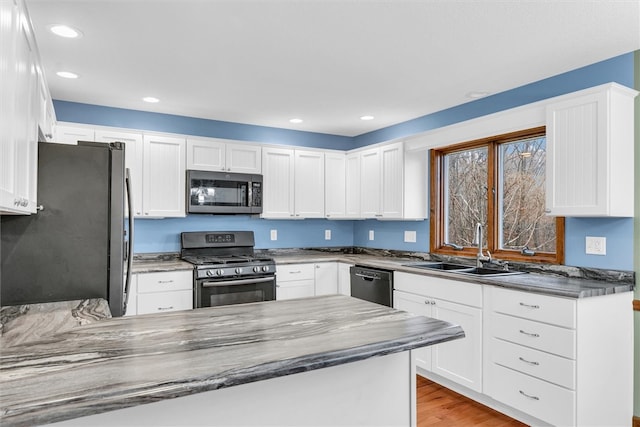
[[196, 276, 276, 308]]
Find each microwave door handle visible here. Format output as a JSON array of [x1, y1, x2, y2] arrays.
[[202, 277, 274, 287]]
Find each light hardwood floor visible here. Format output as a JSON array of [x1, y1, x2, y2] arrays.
[[417, 375, 527, 427]]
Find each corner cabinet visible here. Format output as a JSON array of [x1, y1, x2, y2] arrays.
[[262, 147, 324, 219], [545, 83, 638, 217], [142, 135, 186, 218]]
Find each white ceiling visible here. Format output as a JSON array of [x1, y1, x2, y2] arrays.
[[26, 0, 640, 137]]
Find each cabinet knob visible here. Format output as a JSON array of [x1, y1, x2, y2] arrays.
[[544, 209, 552, 213]]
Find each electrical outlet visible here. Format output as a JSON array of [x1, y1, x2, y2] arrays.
[[325, 230, 331, 240], [270, 229, 278, 241], [369, 230, 375, 241], [404, 230, 417, 243], [585, 236, 606, 255]]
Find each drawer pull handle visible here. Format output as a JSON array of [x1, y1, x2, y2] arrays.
[[158, 280, 174, 284], [289, 271, 302, 274], [157, 306, 174, 311], [518, 357, 540, 366], [519, 302, 540, 309], [519, 329, 540, 338], [519, 390, 540, 401]]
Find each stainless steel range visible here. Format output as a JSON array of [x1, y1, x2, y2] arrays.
[[181, 231, 276, 308]]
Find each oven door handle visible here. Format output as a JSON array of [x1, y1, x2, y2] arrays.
[[202, 277, 274, 287]]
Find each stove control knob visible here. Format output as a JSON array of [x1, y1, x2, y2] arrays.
[[206, 270, 214, 277], [253, 266, 260, 273], [235, 267, 242, 274], [216, 269, 223, 276], [262, 266, 269, 272]]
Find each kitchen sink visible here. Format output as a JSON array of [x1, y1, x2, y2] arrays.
[[458, 267, 527, 277], [403, 262, 474, 271], [403, 262, 527, 277]]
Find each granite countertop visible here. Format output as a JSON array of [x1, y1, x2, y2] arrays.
[[0, 295, 463, 427], [133, 249, 634, 298], [263, 249, 634, 298]]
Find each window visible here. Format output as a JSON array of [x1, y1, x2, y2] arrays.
[[430, 127, 564, 264]]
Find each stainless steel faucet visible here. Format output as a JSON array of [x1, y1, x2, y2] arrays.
[[474, 222, 491, 267]]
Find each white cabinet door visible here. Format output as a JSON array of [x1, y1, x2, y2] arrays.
[[337, 262, 353, 296], [344, 152, 361, 218], [95, 130, 144, 216], [324, 151, 346, 218], [545, 83, 637, 217], [359, 147, 381, 218], [142, 135, 186, 217], [404, 148, 428, 220], [380, 142, 403, 218], [53, 124, 95, 145], [394, 290, 432, 371], [186, 137, 225, 171], [0, 0, 19, 213], [431, 298, 483, 392], [226, 143, 261, 173], [276, 263, 315, 300], [314, 262, 338, 295], [294, 149, 324, 218], [262, 147, 295, 218]]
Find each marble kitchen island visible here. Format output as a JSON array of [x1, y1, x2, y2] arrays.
[[0, 295, 464, 427]]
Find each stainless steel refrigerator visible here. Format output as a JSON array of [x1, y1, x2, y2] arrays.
[[1, 141, 133, 316]]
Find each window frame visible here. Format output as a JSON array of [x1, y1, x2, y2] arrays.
[[429, 126, 565, 264]]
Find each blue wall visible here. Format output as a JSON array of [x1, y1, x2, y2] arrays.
[[55, 52, 636, 270]]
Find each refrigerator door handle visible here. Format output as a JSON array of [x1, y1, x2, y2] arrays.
[[124, 168, 134, 314]]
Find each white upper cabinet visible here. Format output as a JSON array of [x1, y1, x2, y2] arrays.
[[324, 151, 346, 219], [95, 129, 144, 216], [358, 141, 405, 219], [53, 125, 95, 145], [344, 152, 361, 218], [142, 134, 186, 218], [545, 83, 638, 217], [294, 149, 325, 218], [0, 0, 44, 214], [262, 147, 295, 218], [186, 137, 261, 174], [262, 147, 324, 219], [403, 148, 429, 220], [359, 147, 381, 218]]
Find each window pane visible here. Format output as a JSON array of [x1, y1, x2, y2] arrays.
[[499, 136, 555, 252], [444, 147, 488, 247]]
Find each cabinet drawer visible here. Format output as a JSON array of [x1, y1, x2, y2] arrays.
[[137, 271, 193, 293], [491, 313, 575, 359], [488, 363, 575, 427], [394, 272, 482, 308], [276, 264, 315, 282], [491, 338, 575, 389], [137, 290, 193, 314], [490, 286, 575, 328]]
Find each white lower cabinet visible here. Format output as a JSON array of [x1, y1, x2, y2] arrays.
[[393, 272, 483, 393], [276, 262, 340, 299], [484, 285, 632, 426], [130, 270, 193, 315], [314, 262, 339, 295], [276, 263, 315, 300], [337, 262, 353, 295]]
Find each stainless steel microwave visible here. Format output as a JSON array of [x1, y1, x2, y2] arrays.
[[187, 170, 263, 214]]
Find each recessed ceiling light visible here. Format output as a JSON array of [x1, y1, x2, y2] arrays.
[[289, 118, 303, 124], [143, 97, 160, 103], [466, 91, 491, 99], [56, 71, 78, 79], [360, 115, 374, 121], [49, 24, 82, 38]]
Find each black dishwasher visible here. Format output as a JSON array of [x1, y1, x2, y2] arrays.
[[349, 265, 393, 307]]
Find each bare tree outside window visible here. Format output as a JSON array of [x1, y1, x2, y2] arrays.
[[499, 137, 556, 252], [444, 147, 487, 247], [431, 126, 564, 264]]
